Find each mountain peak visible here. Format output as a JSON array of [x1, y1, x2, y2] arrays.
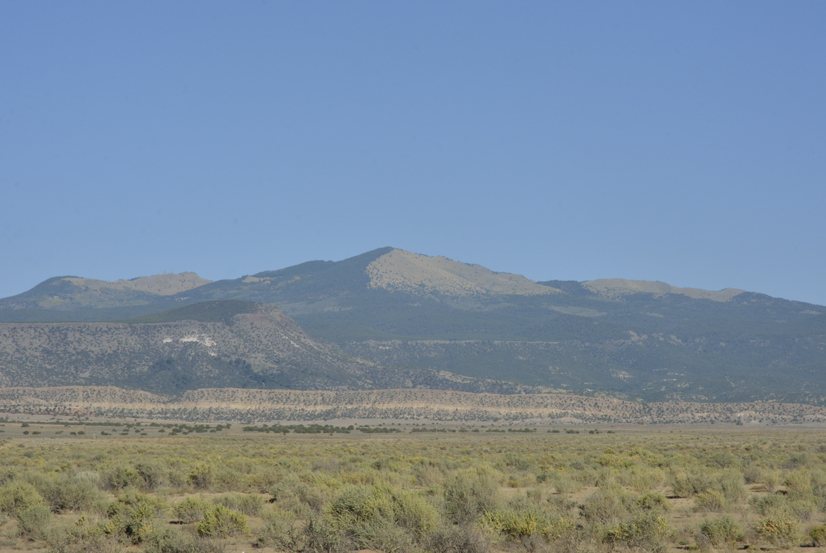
[[366, 249, 559, 296], [0, 272, 213, 317]]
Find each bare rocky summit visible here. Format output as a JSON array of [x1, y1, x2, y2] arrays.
[[366, 249, 559, 296], [582, 278, 743, 302], [63, 272, 212, 296]]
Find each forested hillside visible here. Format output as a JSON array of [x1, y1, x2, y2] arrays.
[[2, 248, 824, 402]]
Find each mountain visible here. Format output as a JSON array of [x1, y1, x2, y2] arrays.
[[2, 248, 825, 403], [0, 272, 211, 321], [0, 300, 532, 395], [0, 248, 561, 320]]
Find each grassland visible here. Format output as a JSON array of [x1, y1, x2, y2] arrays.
[[2, 422, 826, 552]]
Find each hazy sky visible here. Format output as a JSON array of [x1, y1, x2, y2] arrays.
[[2, 2, 824, 305]]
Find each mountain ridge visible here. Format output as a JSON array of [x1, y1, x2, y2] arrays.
[[582, 279, 744, 302], [1, 248, 824, 403], [0, 248, 773, 317]]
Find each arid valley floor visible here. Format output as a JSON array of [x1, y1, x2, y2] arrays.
[[2, 401, 826, 553]]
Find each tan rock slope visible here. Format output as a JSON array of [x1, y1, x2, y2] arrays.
[[366, 249, 559, 296], [62, 272, 211, 296], [583, 279, 743, 302]]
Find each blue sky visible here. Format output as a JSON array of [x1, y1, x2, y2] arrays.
[[2, 1, 824, 305]]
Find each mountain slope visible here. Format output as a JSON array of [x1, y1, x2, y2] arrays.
[[0, 272, 211, 322], [1, 248, 825, 403], [582, 279, 743, 302], [0, 300, 532, 395]]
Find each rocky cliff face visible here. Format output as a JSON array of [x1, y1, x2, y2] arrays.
[[0, 302, 349, 391], [0, 301, 533, 395]]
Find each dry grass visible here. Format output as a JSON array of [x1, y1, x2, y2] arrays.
[[0, 425, 825, 551]]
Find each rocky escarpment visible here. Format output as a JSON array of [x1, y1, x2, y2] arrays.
[[0, 301, 535, 395]]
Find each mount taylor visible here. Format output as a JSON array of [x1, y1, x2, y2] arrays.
[[1, 247, 824, 404]]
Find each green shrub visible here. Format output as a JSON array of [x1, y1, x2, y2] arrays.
[[706, 451, 740, 469], [503, 452, 533, 471], [593, 466, 618, 488], [413, 462, 443, 488], [603, 512, 672, 553], [213, 492, 265, 516], [143, 527, 226, 553], [750, 493, 786, 516], [103, 465, 143, 491], [810, 524, 826, 547], [481, 508, 573, 541], [41, 473, 106, 513], [327, 484, 438, 546], [784, 469, 814, 503], [524, 487, 544, 507], [716, 469, 748, 505], [549, 473, 582, 495], [580, 485, 636, 524], [628, 467, 666, 493], [754, 515, 800, 548], [354, 519, 416, 553], [295, 481, 332, 513], [17, 505, 52, 540], [787, 498, 817, 521], [187, 463, 215, 490], [196, 505, 249, 538], [743, 464, 765, 485], [303, 516, 350, 553], [764, 469, 783, 492], [638, 492, 671, 512], [809, 469, 826, 497], [0, 481, 45, 515], [328, 485, 390, 527], [670, 470, 713, 498], [214, 468, 245, 491], [104, 490, 165, 544], [443, 470, 502, 524], [388, 489, 439, 539], [46, 515, 122, 553], [166, 466, 189, 489], [134, 462, 167, 491], [255, 510, 305, 551], [427, 523, 490, 553], [693, 489, 726, 512], [698, 516, 743, 547], [172, 497, 211, 524]]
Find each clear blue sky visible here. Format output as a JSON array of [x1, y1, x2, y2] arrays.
[[2, 2, 824, 305]]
